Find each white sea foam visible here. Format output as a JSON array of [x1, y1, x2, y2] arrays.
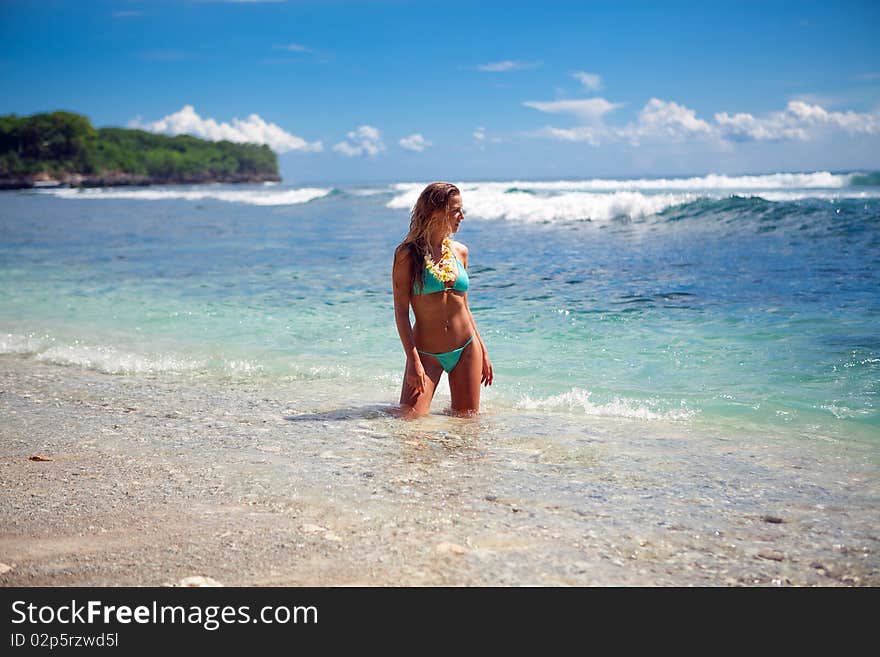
[[1, 331, 207, 374], [389, 187, 697, 223], [534, 171, 853, 190], [34, 344, 208, 374], [222, 359, 265, 375], [749, 190, 880, 202], [0, 329, 285, 377], [274, 361, 358, 383], [41, 186, 333, 206], [820, 404, 875, 420], [386, 172, 876, 223], [516, 387, 695, 421], [390, 171, 852, 196], [349, 187, 393, 196], [0, 332, 49, 356]]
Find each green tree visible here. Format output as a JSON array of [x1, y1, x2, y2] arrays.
[[0, 111, 280, 183]]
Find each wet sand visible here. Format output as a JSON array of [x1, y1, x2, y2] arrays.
[[1, 356, 877, 586]]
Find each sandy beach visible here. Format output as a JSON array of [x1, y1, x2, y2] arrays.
[[1, 355, 877, 587]]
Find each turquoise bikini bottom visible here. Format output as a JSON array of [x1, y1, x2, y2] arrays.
[[417, 335, 474, 373]]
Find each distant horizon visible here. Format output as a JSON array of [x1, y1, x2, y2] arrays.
[[258, 168, 880, 187], [3, 1, 878, 181], [273, 169, 879, 188]]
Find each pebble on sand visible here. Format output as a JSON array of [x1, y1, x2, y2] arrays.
[[174, 576, 222, 587], [756, 549, 785, 561]]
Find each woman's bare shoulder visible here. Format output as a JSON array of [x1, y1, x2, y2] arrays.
[[394, 243, 414, 265], [450, 239, 468, 254], [450, 240, 469, 265]]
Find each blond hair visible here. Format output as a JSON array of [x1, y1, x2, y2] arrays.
[[395, 182, 461, 294]]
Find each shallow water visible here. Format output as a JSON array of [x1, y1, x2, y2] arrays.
[[4, 356, 875, 585], [1, 173, 878, 446]]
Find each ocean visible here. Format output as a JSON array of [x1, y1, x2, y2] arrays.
[[3, 172, 879, 584], [2, 172, 877, 446]]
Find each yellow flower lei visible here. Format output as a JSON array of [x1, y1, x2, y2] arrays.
[[424, 237, 457, 284]]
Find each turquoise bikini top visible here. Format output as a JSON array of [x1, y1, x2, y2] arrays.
[[413, 253, 470, 296]]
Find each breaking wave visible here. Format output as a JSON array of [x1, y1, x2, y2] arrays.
[[386, 171, 880, 223], [515, 387, 695, 421], [39, 186, 334, 206]]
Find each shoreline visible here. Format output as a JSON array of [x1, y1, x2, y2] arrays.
[[0, 171, 281, 191], [1, 355, 877, 586]]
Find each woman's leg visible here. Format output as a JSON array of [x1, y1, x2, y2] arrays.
[[398, 354, 444, 419], [448, 338, 482, 416]]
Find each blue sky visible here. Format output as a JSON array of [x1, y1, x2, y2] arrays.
[[2, 0, 879, 183]]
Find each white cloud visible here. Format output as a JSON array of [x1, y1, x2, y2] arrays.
[[715, 101, 880, 142], [788, 101, 832, 123], [522, 97, 622, 123], [620, 98, 714, 145], [129, 105, 322, 153], [527, 94, 880, 149], [473, 126, 487, 150], [333, 125, 386, 157], [477, 60, 539, 72], [714, 109, 806, 141], [572, 71, 602, 92], [277, 43, 313, 53], [531, 125, 602, 146], [525, 97, 715, 145], [789, 101, 880, 134], [399, 134, 432, 152]]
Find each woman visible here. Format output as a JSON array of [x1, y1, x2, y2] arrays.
[[392, 182, 493, 419]]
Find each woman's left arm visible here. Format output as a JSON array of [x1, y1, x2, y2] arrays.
[[458, 244, 493, 387]]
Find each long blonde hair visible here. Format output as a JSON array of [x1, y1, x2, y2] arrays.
[[396, 182, 461, 294]]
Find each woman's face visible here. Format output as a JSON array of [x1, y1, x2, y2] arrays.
[[444, 193, 464, 235]]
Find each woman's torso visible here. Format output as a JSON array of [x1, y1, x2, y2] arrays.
[[410, 246, 472, 352]]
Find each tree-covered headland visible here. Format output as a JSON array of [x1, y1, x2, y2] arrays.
[[0, 110, 280, 188]]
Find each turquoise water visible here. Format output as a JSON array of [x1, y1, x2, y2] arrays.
[[1, 173, 878, 445]]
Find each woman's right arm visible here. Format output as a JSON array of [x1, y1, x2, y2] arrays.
[[392, 247, 426, 395]]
